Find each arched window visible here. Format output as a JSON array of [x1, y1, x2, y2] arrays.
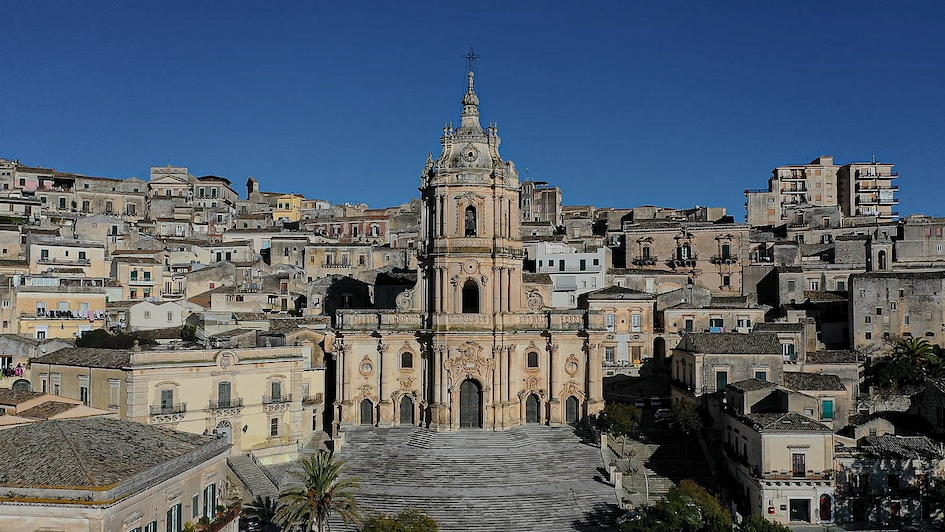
[[401, 351, 413, 369], [679, 244, 691, 260], [464, 206, 477, 237], [462, 280, 479, 314], [642, 245, 651, 258], [527, 351, 539, 368], [878, 250, 888, 270]]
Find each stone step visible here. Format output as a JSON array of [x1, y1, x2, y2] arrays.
[[227, 455, 278, 499]]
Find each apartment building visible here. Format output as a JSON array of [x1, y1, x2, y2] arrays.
[[27, 237, 108, 277], [580, 286, 657, 372], [0, 275, 108, 339], [671, 332, 784, 400], [745, 156, 840, 227], [520, 180, 563, 226], [528, 242, 607, 308], [837, 161, 899, 221]]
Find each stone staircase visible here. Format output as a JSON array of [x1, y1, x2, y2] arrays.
[[227, 455, 278, 499], [329, 425, 621, 531]]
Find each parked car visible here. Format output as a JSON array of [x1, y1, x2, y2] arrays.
[[654, 408, 672, 424], [650, 395, 662, 408], [634, 398, 646, 409]]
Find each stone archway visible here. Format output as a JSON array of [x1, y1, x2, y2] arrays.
[[12, 379, 30, 392], [400, 395, 415, 425], [462, 280, 480, 314], [525, 394, 541, 424], [653, 337, 666, 360], [459, 379, 482, 428], [819, 494, 832, 522]]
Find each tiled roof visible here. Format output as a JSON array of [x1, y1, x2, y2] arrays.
[[746, 412, 832, 432], [708, 295, 754, 308], [0, 418, 224, 488], [805, 291, 847, 303], [32, 348, 132, 369], [684, 332, 781, 354], [584, 286, 654, 300], [522, 273, 552, 284], [860, 435, 944, 460], [753, 322, 805, 333], [783, 371, 846, 391], [0, 389, 45, 406], [17, 401, 79, 419], [805, 350, 858, 364], [728, 378, 778, 392]]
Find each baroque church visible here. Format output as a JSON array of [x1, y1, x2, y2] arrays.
[[331, 72, 605, 432]]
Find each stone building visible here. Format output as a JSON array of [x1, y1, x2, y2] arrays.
[[621, 220, 750, 296], [848, 271, 945, 349], [745, 156, 841, 227], [29, 344, 326, 461], [331, 72, 604, 434]]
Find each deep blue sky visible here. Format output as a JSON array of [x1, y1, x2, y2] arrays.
[[2, 1, 943, 219]]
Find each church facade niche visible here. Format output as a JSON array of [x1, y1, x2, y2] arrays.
[[330, 71, 605, 433]]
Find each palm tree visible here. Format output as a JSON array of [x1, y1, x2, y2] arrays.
[[275, 450, 361, 532], [893, 337, 933, 362]]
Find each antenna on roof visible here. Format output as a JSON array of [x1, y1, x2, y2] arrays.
[[871, 154, 875, 164]]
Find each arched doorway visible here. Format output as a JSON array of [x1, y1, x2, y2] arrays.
[[459, 379, 482, 428], [565, 396, 580, 424], [400, 395, 414, 425], [462, 280, 479, 314], [12, 379, 30, 392], [819, 494, 832, 521], [525, 394, 540, 424], [878, 250, 888, 270], [653, 337, 666, 360], [360, 399, 374, 426], [214, 420, 232, 443]]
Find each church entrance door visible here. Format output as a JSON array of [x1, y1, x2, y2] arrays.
[[565, 396, 579, 424], [459, 379, 482, 428], [400, 396, 414, 425], [526, 394, 540, 424], [360, 399, 374, 426]]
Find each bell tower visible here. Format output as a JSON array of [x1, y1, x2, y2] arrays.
[[419, 71, 524, 318]]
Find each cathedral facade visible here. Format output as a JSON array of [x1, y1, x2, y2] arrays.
[[332, 73, 605, 432]]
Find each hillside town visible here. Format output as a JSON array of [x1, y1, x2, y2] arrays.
[[1, 71, 944, 532]]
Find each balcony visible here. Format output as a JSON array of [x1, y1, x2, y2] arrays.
[[26, 310, 104, 320], [667, 258, 698, 268], [780, 188, 808, 194], [879, 197, 899, 205], [262, 394, 292, 405], [209, 398, 243, 410], [129, 278, 155, 286], [631, 256, 659, 266], [302, 393, 324, 405], [538, 265, 603, 273], [710, 255, 739, 265], [553, 283, 578, 291], [37, 257, 91, 266], [150, 403, 187, 415], [856, 172, 899, 179]]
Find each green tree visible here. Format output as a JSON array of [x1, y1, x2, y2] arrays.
[[670, 402, 703, 451], [621, 480, 732, 532], [361, 509, 440, 532], [593, 402, 641, 455], [275, 450, 361, 532], [738, 515, 791, 532], [74, 329, 157, 349], [243, 495, 280, 532]]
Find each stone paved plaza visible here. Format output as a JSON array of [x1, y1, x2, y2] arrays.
[[329, 425, 621, 531]]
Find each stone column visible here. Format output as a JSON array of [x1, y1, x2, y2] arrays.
[[548, 341, 561, 426], [377, 338, 392, 428], [587, 342, 604, 416]]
